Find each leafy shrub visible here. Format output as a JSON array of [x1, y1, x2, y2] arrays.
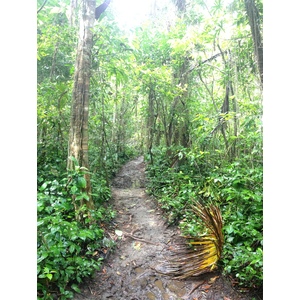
[[145, 146, 212, 222], [145, 147, 263, 290], [37, 171, 115, 300], [216, 163, 263, 289]]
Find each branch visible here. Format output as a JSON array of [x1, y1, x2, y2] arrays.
[[201, 50, 228, 64], [185, 50, 229, 75], [95, 0, 111, 20], [37, 0, 48, 14], [122, 231, 159, 246]]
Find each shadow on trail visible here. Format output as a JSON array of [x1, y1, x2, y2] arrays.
[[73, 156, 255, 300]]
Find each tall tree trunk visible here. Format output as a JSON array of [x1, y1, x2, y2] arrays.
[[172, 0, 186, 14], [217, 45, 238, 160], [244, 0, 263, 87], [69, 0, 78, 27], [147, 84, 157, 165], [67, 0, 96, 210]]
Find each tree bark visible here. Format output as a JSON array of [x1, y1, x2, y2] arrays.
[[172, 0, 186, 14], [244, 0, 263, 87], [69, 0, 78, 27], [147, 84, 157, 165], [67, 0, 96, 210]]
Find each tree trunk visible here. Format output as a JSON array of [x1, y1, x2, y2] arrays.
[[244, 0, 263, 87], [69, 0, 78, 27], [172, 0, 186, 14], [147, 84, 157, 165], [67, 0, 96, 210]]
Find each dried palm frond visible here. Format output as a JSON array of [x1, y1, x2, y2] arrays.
[[156, 201, 224, 279]]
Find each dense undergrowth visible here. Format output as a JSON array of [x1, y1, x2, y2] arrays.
[[145, 146, 263, 291], [37, 151, 136, 300], [37, 0, 263, 298]]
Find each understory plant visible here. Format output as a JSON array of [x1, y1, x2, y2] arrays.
[[145, 147, 263, 290], [156, 201, 224, 279], [37, 167, 115, 300]]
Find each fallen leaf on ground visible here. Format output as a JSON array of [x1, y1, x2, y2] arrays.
[[208, 276, 219, 284], [202, 283, 212, 292], [115, 229, 123, 236], [133, 242, 142, 250]]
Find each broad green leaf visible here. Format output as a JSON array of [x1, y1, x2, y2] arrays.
[[77, 177, 87, 188], [82, 192, 89, 200], [71, 284, 81, 293], [46, 273, 53, 280], [39, 182, 48, 191], [75, 193, 89, 201], [68, 156, 79, 167], [37, 220, 44, 227], [37, 253, 48, 263], [71, 186, 78, 194], [69, 244, 75, 254], [225, 224, 234, 234]]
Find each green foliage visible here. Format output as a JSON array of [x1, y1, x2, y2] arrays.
[[145, 147, 262, 290], [37, 11, 140, 298], [156, 202, 224, 279], [146, 147, 205, 223], [37, 173, 115, 299], [213, 163, 263, 288], [37, 0, 263, 296]]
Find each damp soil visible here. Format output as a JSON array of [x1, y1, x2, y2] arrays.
[[73, 156, 262, 300]]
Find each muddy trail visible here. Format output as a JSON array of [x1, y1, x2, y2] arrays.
[[74, 156, 259, 300]]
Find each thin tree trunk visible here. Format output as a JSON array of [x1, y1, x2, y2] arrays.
[[172, 0, 186, 15], [49, 42, 59, 81], [171, 0, 190, 149], [198, 70, 218, 114], [244, 0, 263, 87], [217, 45, 239, 160], [67, 0, 96, 210], [147, 84, 157, 164], [69, 0, 78, 27], [220, 85, 230, 153]]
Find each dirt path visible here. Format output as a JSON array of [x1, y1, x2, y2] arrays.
[[73, 156, 256, 300]]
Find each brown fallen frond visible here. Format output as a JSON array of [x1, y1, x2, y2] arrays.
[[155, 201, 224, 279]]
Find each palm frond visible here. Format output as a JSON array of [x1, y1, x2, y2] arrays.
[[156, 201, 224, 279]]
